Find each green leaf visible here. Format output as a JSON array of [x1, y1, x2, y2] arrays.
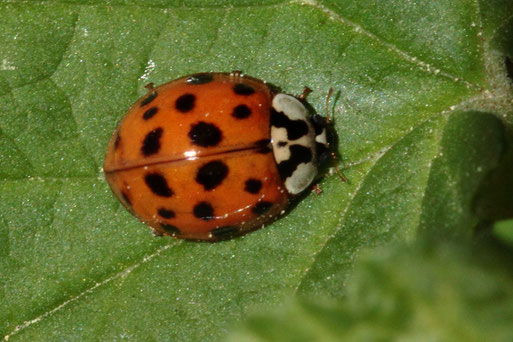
[[228, 238, 513, 342], [1, 1, 512, 340]]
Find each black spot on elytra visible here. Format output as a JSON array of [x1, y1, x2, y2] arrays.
[[143, 107, 159, 120], [255, 139, 272, 154], [144, 173, 173, 197], [193, 202, 214, 221], [121, 191, 131, 206], [158, 208, 176, 219], [277, 144, 312, 180], [233, 83, 255, 95], [141, 91, 158, 106], [196, 160, 229, 190], [175, 93, 196, 113], [252, 201, 273, 215], [114, 133, 121, 149], [188, 122, 222, 147], [211, 226, 238, 239], [141, 128, 163, 156], [232, 104, 251, 119], [186, 73, 214, 85], [161, 224, 181, 235], [244, 179, 262, 194], [271, 109, 309, 140]]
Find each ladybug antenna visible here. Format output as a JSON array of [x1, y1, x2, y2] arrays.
[[325, 87, 346, 183], [325, 87, 334, 124], [299, 86, 312, 101]]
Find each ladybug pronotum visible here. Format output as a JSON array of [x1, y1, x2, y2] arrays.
[[104, 72, 333, 241]]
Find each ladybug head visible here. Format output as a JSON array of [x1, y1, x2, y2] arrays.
[[310, 114, 332, 166]]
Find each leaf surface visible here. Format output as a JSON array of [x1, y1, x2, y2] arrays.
[[1, 1, 512, 340]]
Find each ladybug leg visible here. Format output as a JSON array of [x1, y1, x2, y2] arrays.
[[331, 156, 347, 183], [231, 70, 243, 78], [298, 86, 312, 101], [144, 82, 155, 91], [311, 183, 323, 195], [151, 228, 164, 237]]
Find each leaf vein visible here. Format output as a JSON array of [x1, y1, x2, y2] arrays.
[[293, 144, 390, 295], [5, 1, 288, 10], [489, 11, 513, 41], [2, 243, 178, 341], [296, 0, 479, 89], [414, 117, 447, 233]]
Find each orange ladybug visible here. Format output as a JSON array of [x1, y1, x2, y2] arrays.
[[104, 72, 333, 241]]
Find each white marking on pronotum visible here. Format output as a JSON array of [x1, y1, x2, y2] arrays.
[[271, 94, 318, 195]]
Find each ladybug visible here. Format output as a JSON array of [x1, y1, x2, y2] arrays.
[[103, 72, 335, 241]]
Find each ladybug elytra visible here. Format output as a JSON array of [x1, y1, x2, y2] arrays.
[[104, 72, 334, 241]]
